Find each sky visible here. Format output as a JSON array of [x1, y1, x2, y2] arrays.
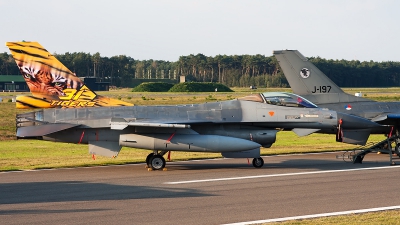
[[1, 0, 399, 62]]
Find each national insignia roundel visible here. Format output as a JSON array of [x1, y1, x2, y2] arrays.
[[300, 68, 310, 78]]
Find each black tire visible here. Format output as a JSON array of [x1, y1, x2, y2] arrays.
[[252, 157, 264, 168], [149, 155, 166, 170], [395, 143, 400, 155], [146, 153, 154, 167]]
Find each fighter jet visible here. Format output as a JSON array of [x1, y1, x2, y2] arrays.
[[274, 50, 400, 164], [273, 50, 400, 131], [8, 42, 384, 170], [16, 91, 384, 169]]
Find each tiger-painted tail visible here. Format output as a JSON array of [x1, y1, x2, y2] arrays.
[[6, 41, 133, 109]]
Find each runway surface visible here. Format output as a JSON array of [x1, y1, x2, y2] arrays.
[[1, 152, 399, 225]]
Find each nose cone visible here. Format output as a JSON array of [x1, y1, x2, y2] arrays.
[[337, 112, 381, 129]]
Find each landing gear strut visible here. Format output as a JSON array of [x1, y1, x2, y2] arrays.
[[252, 157, 264, 168]]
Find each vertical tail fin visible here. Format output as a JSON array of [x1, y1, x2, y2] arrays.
[[6, 41, 133, 109], [273, 50, 371, 104], [6, 41, 84, 96], [273, 50, 343, 95]]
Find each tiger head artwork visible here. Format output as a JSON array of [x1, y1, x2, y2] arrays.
[[6, 41, 134, 109], [6, 41, 83, 96]]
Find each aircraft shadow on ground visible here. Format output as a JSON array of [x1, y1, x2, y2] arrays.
[[0, 208, 106, 216], [0, 181, 212, 205], [167, 161, 257, 170], [168, 157, 391, 171]]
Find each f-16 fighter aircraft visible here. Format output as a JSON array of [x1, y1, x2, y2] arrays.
[[16, 91, 384, 170], [274, 50, 400, 164], [273, 50, 400, 132], [8, 42, 385, 170]]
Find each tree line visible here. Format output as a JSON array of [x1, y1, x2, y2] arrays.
[[1, 51, 399, 88]]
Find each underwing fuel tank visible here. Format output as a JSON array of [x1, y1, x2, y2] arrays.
[[196, 127, 278, 148], [119, 134, 261, 152]]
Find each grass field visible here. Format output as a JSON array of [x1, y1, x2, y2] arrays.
[[1, 88, 399, 223], [267, 210, 400, 225]]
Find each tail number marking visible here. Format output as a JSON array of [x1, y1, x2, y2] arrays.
[[312, 86, 331, 93]]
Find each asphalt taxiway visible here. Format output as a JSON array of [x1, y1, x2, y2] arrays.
[[1, 152, 399, 225]]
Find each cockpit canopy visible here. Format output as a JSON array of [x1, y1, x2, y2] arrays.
[[238, 92, 318, 108]]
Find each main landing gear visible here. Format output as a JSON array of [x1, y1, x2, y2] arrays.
[[145, 152, 265, 170], [146, 152, 167, 170], [252, 157, 264, 168]]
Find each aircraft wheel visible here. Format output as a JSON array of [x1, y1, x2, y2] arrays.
[[252, 157, 264, 168], [395, 144, 400, 155], [146, 153, 154, 167], [149, 155, 166, 170]]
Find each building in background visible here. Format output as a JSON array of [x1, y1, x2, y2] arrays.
[[0, 75, 110, 92], [0, 75, 28, 92], [81, 77, 110, 91]]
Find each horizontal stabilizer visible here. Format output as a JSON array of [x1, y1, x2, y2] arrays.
[[341, 129, 371, 145], [89, 141, 121, 158], [17, 123, 79, 137], [372, 113, 400, 122], [221, 148, 260, 158], [110, 118, 191, 130], [370, 114, 388, 122], [292, 128, 320, 137]]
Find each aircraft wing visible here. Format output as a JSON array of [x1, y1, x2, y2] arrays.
[[110, 118, 212, 133], [17, 123, 80, 137], [110, 118, 193, 130]]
